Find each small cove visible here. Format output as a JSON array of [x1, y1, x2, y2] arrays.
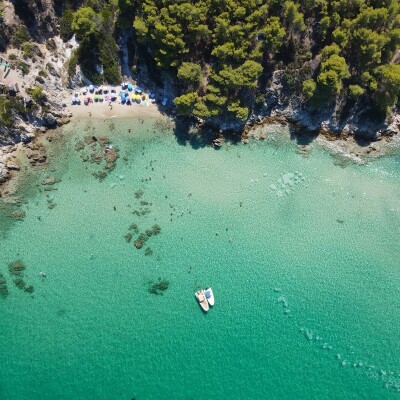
[[0, 117, 399, 399]]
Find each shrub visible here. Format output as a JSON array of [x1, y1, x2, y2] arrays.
[[302, 79, 316, 99], [11, 25, 30, 47], [348, 84, 364, 98], [177, 62, 202, 85], [30, 86, 47, 104], [22, 42, 34, 59], [60, 8, 74, 41], [17, 61, 30, 75]]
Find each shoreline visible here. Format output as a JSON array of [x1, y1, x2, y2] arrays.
[[0, 99, 166, 199], [66, 99, 163, 121], [1, 107, 399, 202]]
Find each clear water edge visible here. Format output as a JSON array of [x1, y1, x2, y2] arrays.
[[0, 117, 399, 399]]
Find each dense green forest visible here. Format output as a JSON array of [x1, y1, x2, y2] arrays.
[[4, 0, 400, 125]]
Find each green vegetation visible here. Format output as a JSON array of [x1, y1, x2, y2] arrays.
[[11, 0, 397, 124], [0, 95, 25, 127], [0, 96, 14, 127], [70, 1, 122, 84], [10, 25, 30, 47], [30, 86, 47, 104], [22, 42, 34, 59], [60, 7, 75, 41], [16, 60, 30, 76]]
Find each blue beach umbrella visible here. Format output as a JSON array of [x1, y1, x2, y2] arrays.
[[128, 84, 133, 91], [89, 85, 94, 92]]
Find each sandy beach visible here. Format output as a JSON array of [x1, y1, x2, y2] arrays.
[[0, 90, 168, 198], [66, 99, 164, 120]]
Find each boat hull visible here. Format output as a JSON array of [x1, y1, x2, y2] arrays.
[[195, 290, 209, 312], [205, 288, 215, 306]]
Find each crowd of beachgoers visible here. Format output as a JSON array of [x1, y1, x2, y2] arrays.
[[67, 83, 169, 108]]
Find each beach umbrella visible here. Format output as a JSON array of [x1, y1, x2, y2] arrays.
[[99, 96, 104, 102], [71, 96, 76, 104], [84, 98, 89, 105], [103, 87, 109, 94], [74, 92, 79, 97], [105, 96, 110, 102], [135, 86, 143, 93], [119, 91, 124, 97], [81, 87, 87, 94], [121, 82, 127, 89], [94, 94, 99, 101], [128, 84, 133, 91], [162, 97, 168, 106], [111, 94, 117, 100], [89, 85, 94, 92]]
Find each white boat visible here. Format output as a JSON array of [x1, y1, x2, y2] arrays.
[[204, 287, 214, 306], [195, 290, 209, 312]]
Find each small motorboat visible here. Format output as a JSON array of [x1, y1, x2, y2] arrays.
[[195, 290, 209, 312], [204, 287, 214, 306]]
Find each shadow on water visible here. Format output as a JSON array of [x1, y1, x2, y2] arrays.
[[173, 117, 242, 149], [173, 118, 211, 149], [289, 125, 318, 146]]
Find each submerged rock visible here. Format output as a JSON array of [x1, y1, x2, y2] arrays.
[[144, 247, 153, 256], [75, 141, 85, 151], [24, 285, 34, 294], [8, 260, 26, 276], [148, 279, 169, 295], [152, 224, 161, 235], [134, 240, 143, 249], [92, 171, 108, 181], [84, 135, 97, 145], [13, 278, 26, 290], [11, 210, 26, 220], [98, 136, 110, 146], [129, 223, 139, 232], [41, 176, 61, 185]]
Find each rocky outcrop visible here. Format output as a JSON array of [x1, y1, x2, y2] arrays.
[[259, 70, 400, 140], [9, 0, 58, 39]]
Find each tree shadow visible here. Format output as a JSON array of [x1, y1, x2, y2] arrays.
[[289, 125, 318, 146], [173, 118, 215, 149], [172, 118, 243, 150]]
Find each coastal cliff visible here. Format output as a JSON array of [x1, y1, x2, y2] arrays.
[[0, 0, 399, 160]]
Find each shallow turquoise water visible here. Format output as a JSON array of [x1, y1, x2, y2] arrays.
[[0, 118, 399, 399]]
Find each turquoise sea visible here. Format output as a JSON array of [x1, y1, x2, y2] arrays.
[[0, 117, 399, 399]]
